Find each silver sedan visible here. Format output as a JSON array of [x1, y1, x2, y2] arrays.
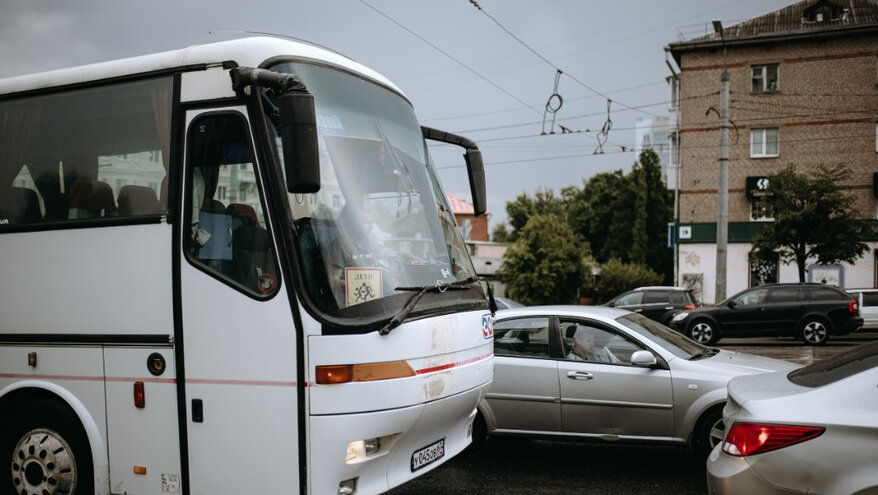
[[707, 340, 878, 494], [474, 306, 797, 455]]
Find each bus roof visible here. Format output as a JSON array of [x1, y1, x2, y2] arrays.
[[0, 36, 404, 97]]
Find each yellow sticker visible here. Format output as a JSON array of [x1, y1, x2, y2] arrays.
[[345, 267, 383, 306]]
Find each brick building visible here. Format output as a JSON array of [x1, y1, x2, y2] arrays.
[[666, 0, 878, 303]]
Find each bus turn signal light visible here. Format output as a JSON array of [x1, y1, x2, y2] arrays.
[[133, 381, 145, 408], [316, 360, 416, 384]]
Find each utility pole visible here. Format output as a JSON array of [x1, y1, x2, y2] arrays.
[[716, 70, 729, 302], [713, 19, 729, 303]]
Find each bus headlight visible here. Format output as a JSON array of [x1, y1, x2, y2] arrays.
[[345, 437, 381, 463]]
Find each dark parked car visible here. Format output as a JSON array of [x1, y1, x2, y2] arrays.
[[605, 286, 699, 325], [670, 283, 862, 345]]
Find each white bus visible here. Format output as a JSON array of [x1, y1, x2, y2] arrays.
[[0, 37, 495, 495]]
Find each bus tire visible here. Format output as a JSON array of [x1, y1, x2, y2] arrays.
[[1, 397, 94, 495]]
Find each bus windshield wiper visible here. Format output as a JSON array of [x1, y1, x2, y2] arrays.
[[380, 276, 479, 336]]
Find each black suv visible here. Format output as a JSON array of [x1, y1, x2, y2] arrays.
[[669, 283, 862, 345], [605, 286, 700, 325]]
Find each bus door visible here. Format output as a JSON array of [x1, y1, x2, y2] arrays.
[[178, 108, 300, 493]]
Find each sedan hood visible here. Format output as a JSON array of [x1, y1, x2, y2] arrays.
[[697, 350, 800, 376]]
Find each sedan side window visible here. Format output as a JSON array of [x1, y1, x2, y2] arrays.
[[560, 321, 641, 365], [494, 317, 550, 358]]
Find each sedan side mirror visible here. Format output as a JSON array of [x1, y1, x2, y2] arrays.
[[727, 300, 737, 309], [630, 350, 657, 368]]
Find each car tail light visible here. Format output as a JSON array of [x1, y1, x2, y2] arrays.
[[684, 304, 696, 310], [722, 422, 824, 457], [849, 300, 859, 313]]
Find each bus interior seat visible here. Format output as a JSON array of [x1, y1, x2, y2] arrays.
[[117, 185, 162, 216], [227, 203, 272, 289], [0, 187, 42, 224], [68, 180, 117, 219], [201, 198, 226, 214], [227, 203, 260, 228]]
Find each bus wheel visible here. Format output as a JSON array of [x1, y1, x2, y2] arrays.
[[1, 398, 93, 495]]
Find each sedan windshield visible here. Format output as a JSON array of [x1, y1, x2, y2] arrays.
[[268, 61, 480, 321], [616, 313, 708, 359]]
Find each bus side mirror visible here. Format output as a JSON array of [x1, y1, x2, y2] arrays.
[[278, 91, 320, 194], [464, 149, 487, 217], [421, 126, 487, 216]]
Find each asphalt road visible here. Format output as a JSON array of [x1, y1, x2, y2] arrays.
[[387, 329, 878, 495]]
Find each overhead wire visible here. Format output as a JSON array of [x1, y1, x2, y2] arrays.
[[358, 0, 544, 117]]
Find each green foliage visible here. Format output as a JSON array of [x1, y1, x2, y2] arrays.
[[505, 188, 568, 242], [498, 214, 590, 305], [498, 150, 673, 296], [591, 258, 663, 304], [491, 222, 511, 243], [752, 164, 869, 282]]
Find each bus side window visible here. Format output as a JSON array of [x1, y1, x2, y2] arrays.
[[184, 113, 279, 296]]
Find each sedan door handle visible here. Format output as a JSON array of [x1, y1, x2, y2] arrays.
[[566, 371, 594, 380]]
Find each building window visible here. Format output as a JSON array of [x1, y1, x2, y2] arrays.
[[752, 64, 778, 93], [749, 251, 778, 287], [750, 128, 779, 157]]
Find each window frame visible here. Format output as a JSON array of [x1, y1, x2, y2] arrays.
[[751, 63, 779, 93], [750, 127, 779, 158], [182, 109, 281, 300]]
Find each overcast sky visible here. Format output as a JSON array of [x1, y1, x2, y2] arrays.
[[1, 0, 793, 229]]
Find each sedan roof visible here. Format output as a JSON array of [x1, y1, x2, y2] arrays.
[[495, 305, 632, 323]]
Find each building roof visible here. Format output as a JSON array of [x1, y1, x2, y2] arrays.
[[446, 193, 475, 215], [668, 0, 878, 57]]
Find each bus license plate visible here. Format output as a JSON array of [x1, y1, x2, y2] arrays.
[[410, 438, 445, 472]]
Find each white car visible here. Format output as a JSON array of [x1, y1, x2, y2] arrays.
[[474, 306, 797, 455], [707, 340, 878, 494], [847, 288, 878, 330]]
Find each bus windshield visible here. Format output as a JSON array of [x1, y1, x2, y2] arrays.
[[268, 61, 481, 322]]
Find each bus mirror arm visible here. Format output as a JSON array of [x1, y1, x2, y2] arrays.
[[421, 126, 487, 216], [230, 67, 320, 194]]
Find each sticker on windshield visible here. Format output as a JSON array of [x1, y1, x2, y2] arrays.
[[345, 267, 382, 306]]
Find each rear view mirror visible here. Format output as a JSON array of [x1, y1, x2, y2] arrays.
[[278, 91, 320, 193], [630, 350, 657, 368], [421, 126, 486, 216]]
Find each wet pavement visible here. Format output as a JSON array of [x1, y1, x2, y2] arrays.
[[715, 329, 878, 365], [387, 330, 878, 495]]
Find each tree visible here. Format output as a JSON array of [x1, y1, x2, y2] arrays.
[[491, 222, 512, 243], [752, 164, 869, 282], [498, 214, 590, 305], [504, 188, 567, 242]]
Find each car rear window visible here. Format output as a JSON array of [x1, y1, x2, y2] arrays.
[[788, 340, 878, 387], [769, 287, 802, 303], [643, 290, 669, 304], [863, 292, 878, 306], [808, 286, 848, 301]]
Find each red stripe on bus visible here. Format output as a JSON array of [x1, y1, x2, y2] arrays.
[[415, 352, 493, 375], [185, 378, 297, 387]]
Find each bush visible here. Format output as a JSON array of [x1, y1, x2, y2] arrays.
[[591, 258, 663, 304]]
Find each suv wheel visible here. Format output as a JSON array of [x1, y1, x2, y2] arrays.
[[800, 319, 829, 345], [689, 320, 718, 345]]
